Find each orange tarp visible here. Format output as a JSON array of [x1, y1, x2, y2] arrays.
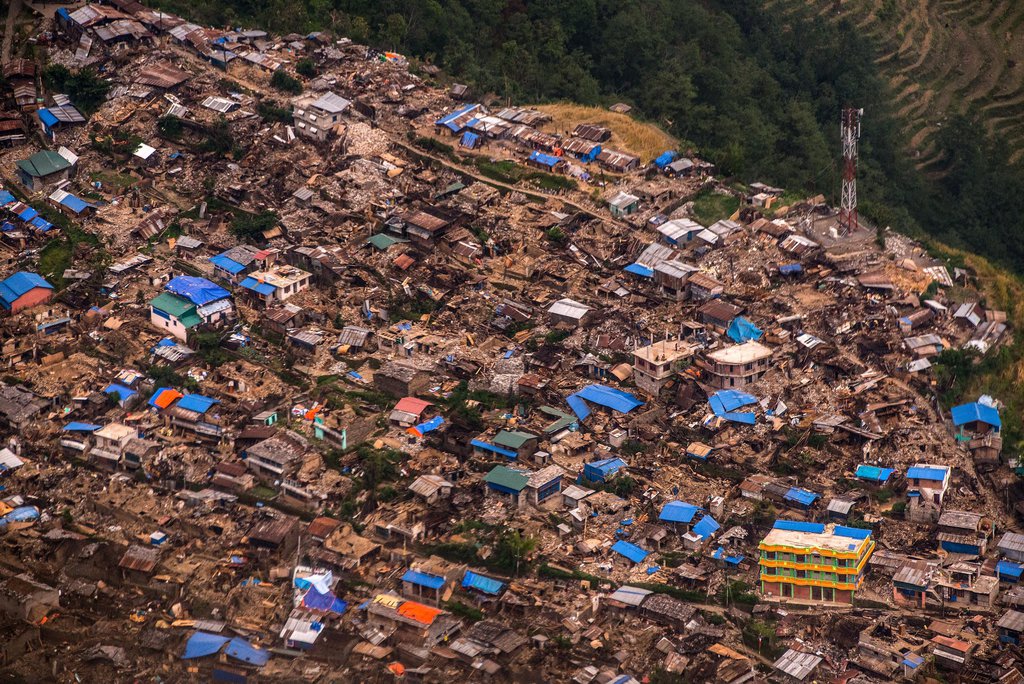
[[397, 601, 441, 625]]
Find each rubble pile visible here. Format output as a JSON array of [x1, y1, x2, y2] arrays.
[[0, 4, 1022, 683]]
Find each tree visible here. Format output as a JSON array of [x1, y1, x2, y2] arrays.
[[492, 527, 537, 575], [271, 70, 303, 94], [230, 210, 279, 241], [295, 58, 317, 78]]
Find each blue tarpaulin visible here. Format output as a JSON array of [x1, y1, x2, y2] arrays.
[[907, 466, 948, 481], [225, 637, 270, 666], [773, 520, 824, 533], [182, 632, 230, 659], [470, 439, 518, 459], [951, 401, 1001, 429], [2, 506, 39, 523], [569, 385, 643, 418], [653, 150, 678, 168], [0, 190, 15, 205], [708, 390, 757, 424], [712, 547, 745, 565], [38, 109, 59, 128], [460, 131, 480, 148], [566, 394, 591, 422], [302, 587, 348, 614], [63, 421, 101, 432], [611, 540, 650, 564], [659, 501, 701, 524], [104, 383, 137, 401], [462, 570, 504, 595], [784, 487, 819, 507], [412, 415, 444, 435], [855, 464, 895, 482], [779, 263, 803, 275], [402, 569, 446, 590], [623, 263, 654, 278], [727, 317, 763, 343], [0, 222, 13, 232], [528, 150, 561, 168], [165, 276, 230, 306], [177, 394, 219, 414], [17, 207, 38, 221], [692, 515, 721, 539]]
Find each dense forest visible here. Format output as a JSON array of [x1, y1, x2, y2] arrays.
[[152, 0, 1024, 274]]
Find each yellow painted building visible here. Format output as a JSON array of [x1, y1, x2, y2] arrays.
[[758, 520, 874, 604]]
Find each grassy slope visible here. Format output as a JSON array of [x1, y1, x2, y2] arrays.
[[770, 0, 1024, 168], [532, 103, 678, 164]]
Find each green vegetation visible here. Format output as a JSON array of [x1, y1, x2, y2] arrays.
[[444, 600, 483, 622], [199, 117, 235, 155], [42, 65, 110, 115], [270, 70, 303, 94], [257, 100, 292, 124], [230, 209, 279, 241], [38, 221, 102, 287], [472, 157, 576, 191], [295, 58, 317, 78], [691, 189, 740, 227], [90, 128, 143, 159], [157, 115, 185, 139]]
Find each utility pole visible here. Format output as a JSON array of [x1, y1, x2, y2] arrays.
[[839, 107, 863, 236]]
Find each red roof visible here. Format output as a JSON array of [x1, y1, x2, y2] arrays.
[[394, 397, 431, 416]]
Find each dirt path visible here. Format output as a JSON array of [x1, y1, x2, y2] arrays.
[[2, 0, 23, 65]]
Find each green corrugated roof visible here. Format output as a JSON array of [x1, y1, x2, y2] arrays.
[[366, 233, 399, 250], [484, 465, 529, 491], [493, 430, 537, 449], [16, 150, 72, 178], [539, 406, 575, 433], [151, 292, 200, 327]]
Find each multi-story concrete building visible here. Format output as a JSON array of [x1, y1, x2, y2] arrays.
[[758, 520, 874, 605], [632, 339, 695, 396], [697, 340, 772, 389]]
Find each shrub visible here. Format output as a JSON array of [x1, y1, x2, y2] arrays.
[[271, 70, 303, 94]]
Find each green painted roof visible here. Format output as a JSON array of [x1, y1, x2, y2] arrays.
[[151, 292, 201, 328], [539, 406, 575, 433], [16, 150, 72, 178], [484, 465, 529, 491], [493, 429, 537, 449]]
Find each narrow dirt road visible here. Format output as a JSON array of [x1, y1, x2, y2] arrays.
[[2, 0, 23, 65]]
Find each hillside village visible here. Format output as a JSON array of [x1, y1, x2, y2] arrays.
[[1, 2, 1024, 683]]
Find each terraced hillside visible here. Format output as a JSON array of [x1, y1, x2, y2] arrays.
[[768, 0, 1024, 170]]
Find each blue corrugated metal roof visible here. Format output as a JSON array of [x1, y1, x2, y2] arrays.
[[773, 520, 825, 533], [239, 276, 277, 296], [951, 401, 1001, 428], [209, 254, 246, 274], [30, 216, 53, 231], [624, 263, 654, 278], [692, 515, 720, 539], [462, 570, 504, 595], [834, 525, 871, 540], [779, 263, 803, 274], [460, 131, 480, 148], [0, 191, 14, 206], [0, 271, 53, 308], [566, 394, 591, 421], [855, 464, 895, 482], [585, 457, 626, 479], [470, 439, 518, 459], [59, 193, 90, 214], [16, 206, 38, 221], [659, 500, 701, 524], [38, 108, 59, 128], [611, 540, 650, 564], [62, 421, 101, 432], [907, 466, 948, 481], [402, 569, 446, 590], [998, 560, 1024, 579], [177, 394, 219, 414], [784, 487, 819, 506], [224, 637, 270, 666]]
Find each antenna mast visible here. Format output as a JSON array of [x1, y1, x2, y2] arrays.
[[839, 107, 863, 236]]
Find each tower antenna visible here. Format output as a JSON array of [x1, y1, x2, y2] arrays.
[[839, 107, 863, 236]]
